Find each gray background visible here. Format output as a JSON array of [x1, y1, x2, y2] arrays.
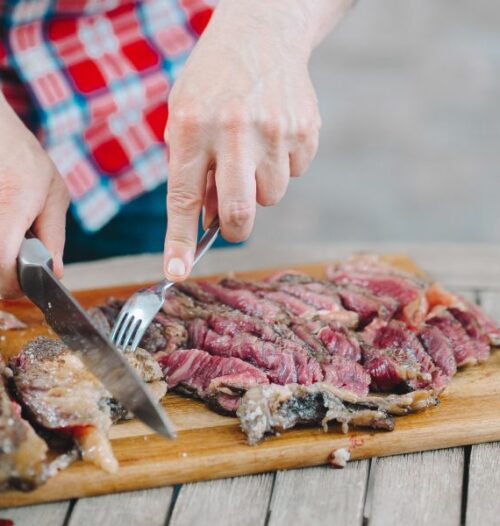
[[251, 0, 500, 247]]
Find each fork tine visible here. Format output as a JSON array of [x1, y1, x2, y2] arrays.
[[110, 309, 128, 344], [122, 318, 141, 352], [129, 321, 146, 353], [115, 314, 134, 349]]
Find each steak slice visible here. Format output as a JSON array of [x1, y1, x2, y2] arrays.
[[426, 283, 500, 347], [418, 325, 457, 384], [197, 281, 288, 323], [448, 308, 490, 363], [426, 311, 485, 367], [10, 337, 119, 473], [237, 382, 438, 445], [327, 255, 428, 327], [89, 300, 188, 354], [336, 286, 399, 327], [10, 337, 167, 473], [221, 278, 359, 328], [0, 359, 49, 491], [191, 322, 323, 386], [361, 321, 441, 392], [321, 356, 371, 396], [299, 320, 362, 361], [158, 349, 269, 413]]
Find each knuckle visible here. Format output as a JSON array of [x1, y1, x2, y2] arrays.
[[167, 188, 203, 212], [219, 104, 250, 132], [169, 104, 202, 133], [221, 200, 254, 229], [260, 119, 282, 145], [0, 181, 21, 208]]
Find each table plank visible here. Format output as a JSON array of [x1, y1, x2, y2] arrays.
[[268, 462, 369, 526], [366, 449, 463, 526], [466, 442, 500, 526], [169, 474, 273, 526], [466, 291, 500, 525], [67, 488, 173, 526], [0, 502, 70, 526]]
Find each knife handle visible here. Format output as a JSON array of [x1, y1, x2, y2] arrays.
[[18, 236, 54, 270], [17, 236, 55, 301]]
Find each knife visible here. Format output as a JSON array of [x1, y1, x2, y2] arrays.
[[17, 234, 176, 439]]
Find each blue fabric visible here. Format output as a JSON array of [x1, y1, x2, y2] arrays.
[[64, 183, 239, 263]]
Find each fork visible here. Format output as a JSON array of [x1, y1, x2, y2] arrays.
[[110, 218, 220, 352]]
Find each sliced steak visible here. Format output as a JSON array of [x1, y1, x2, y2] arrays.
[[418, 325, 457, 383], [321, 356, 371, 396], [426, 311, 485, 367], [448, 308, 490, 362], [237, 382, 438, 445], [222, 277, 359, 327], [10, 337, 118, 473], [10, 337, 167, 473], [0, 359, 49, 491], [336, 287, 399, 327], [89, 301, 187, 354], [361, 321, 431, 392], [158, 349, 269, 413], [327, 255, 428, 327], [425, 283, 500, 347], [197, 281, 288, 323]]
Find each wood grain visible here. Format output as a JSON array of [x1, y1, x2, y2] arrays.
[[268, 462, 369, 526], [67, 488, 173, 526], [1, 256, 499, 509], [366, 449, 463, 526], [170, 474, 273, 526]]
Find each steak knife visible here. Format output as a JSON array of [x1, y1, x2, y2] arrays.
[[17, 234, 176, 439]]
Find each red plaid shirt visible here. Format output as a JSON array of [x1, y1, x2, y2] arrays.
[[0, 0, 216, 231]]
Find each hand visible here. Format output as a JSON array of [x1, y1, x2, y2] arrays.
[[0, 94, 70, 298], [162, 0, 341, 281]]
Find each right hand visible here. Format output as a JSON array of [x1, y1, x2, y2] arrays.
[[0, 94, 70, 298]]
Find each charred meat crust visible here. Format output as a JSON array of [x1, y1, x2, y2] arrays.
[[237, 383, 438, 445]]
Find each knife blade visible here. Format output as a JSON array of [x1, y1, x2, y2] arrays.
[[17, 235, 176, 439]]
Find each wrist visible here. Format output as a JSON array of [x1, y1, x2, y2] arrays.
[[212, 0, 356, 57]]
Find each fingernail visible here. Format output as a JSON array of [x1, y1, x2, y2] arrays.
[[167, 257, 186, 277]]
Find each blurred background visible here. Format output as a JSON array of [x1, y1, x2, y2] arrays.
[[251, 0, 500, 247]]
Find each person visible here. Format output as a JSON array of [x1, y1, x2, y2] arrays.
[[0, 0, 356, 299]]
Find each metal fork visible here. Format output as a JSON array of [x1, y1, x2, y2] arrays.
[[110, 218, 220, 352]]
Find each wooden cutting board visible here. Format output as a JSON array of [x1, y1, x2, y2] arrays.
[[1, 255, 500, 508]]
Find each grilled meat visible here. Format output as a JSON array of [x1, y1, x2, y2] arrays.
[[237, 382, 438, 445], [0, 358, 49, 490], [10, 337, 167, 473], [159, 349, 269, 413]]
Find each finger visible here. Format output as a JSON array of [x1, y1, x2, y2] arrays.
[[215, 125, 256, 243], [0, 182, 42, 298], [32, 173, 70, 279], [289, 133, 319, 178], [202, 168, 218, 230], [255, 150, 290, 207], [164, 144, 210, 281]]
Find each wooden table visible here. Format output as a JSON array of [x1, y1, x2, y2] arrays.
[[2, 243, 500, 526]]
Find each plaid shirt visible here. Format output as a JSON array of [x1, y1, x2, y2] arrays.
[[0, 0, 215, 231]]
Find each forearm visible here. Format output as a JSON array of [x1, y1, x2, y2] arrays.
[[209, 0, 356, 60]]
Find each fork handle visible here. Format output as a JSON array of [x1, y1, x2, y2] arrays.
[[159, 217, 220, 298]]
